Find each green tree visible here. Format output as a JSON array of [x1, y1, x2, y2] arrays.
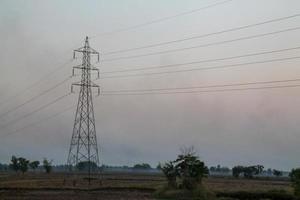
[[9, 156, 19, 173], [29, 161, 40, 171], [290, 168, 300, 196], [17, 157, 30, 174], [43, 158, 52, 174]]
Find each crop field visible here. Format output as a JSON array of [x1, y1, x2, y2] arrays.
[[0, 172, 293, 200]]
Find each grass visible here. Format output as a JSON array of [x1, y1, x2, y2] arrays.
[[0, 172, 297, 199], [154, 184, 215, 200]]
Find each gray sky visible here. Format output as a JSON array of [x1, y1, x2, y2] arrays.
[[1, 0, 300, 171]]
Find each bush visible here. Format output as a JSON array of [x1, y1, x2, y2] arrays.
[[9, 156, 30, 174], [232, 165, 264, 178], [133, 163, 152, 169], [290, 168, 300, 197], [161, 148, 208, 190], [76, 161, 98, 171], [162, 161, 178, 188], [43, 158, 52, 173]]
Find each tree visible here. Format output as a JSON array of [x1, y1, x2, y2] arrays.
[[133, 163, 151, 169], [9, 156, 19, 173], [76, 161, 98, 171], [29, 161, 40, 171], [156, 163, 162, 170], [174, 150, 208, 189], [161, 147, 208, 190], [232, 165, 264, 178], [210, 165, 230, 173], [290, 168, 300, 196], [273, 169, 283, 177], [162, 161, 178, 188], [18, 157, 30, 174], [243, 165, 263, 178], [43, 158, 52, 173], [232, 166, 244, 178]]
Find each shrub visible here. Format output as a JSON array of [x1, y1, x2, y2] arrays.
[[161, 147, 208, 190], [290, 168, 300, 197], [162, 161, 178, 188], [43, 158, 52, 173]]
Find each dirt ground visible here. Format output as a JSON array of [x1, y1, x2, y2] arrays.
[[0, 172, 293, 199], [0, 189, 154, 200]]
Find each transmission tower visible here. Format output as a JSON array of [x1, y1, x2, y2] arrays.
[[67, 36, 100, 180]]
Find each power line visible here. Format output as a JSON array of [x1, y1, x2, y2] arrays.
[[103, 14, 300, 55], [100, 46, 300, 74], [0, 59, 72, 109], [0, 77, 71, 120], [102, 78, 300, 93], [0, 93, 71, 130], [101, 84, 300, 96], [101, 26, 300, 62], [100, 56, 300, 79], [90, 0, 234, 38], [2, 104, 75, 137]]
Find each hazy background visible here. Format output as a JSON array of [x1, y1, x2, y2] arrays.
[[0, 0, 300, 170]]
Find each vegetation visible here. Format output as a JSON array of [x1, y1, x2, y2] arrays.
[[18, 157, 30, 174], [161, 161, 178, 188], [133, 163, 152, 169], [9, 156, 30, 174], [0, 163, 8, 171], [273, 169, 283, 177], [217, 190, 297, 200], [158, 147, 210, 199], [210, 165, 230, 173], [9, 156, 19, 173], [76, 161, 98, 171], [43, 158, 53, 174], [29, 161, 40, 171], [290, 168, 300, 197], [232, 165, 264, 178]]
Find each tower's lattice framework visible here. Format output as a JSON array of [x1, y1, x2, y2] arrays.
[[67, 37, 100, 171]]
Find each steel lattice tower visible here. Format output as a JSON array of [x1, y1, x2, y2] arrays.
[[67, 36, 100, 173]]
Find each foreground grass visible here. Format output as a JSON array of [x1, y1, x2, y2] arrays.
[[0, 172, 297, 200]]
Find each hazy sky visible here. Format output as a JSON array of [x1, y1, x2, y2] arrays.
[[1, 0, 300, 171]]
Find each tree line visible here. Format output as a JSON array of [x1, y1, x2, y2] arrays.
[[8, 156, 52, 174]]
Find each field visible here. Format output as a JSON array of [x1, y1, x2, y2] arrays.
[[0, 172, 293, 199]]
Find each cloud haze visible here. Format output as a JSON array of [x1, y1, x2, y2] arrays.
[[0, 0, 300, 171]]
